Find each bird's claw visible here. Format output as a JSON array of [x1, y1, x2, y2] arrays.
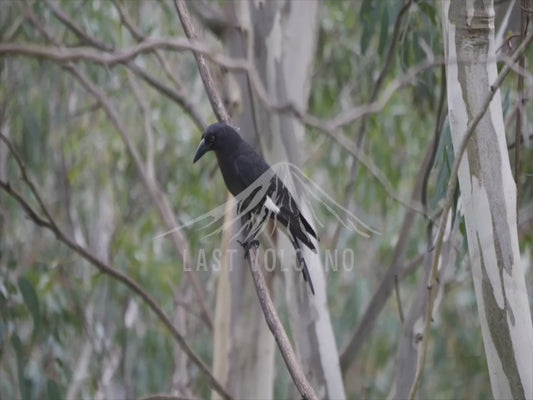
[[238, 239, 259, 257]]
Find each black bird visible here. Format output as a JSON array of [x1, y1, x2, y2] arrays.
[[193, 122, 317, 294]]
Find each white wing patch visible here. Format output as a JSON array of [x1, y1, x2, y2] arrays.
[[264, 195, 281, 215]]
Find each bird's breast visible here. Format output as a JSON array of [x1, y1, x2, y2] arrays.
[[215, 151, 243, 196]]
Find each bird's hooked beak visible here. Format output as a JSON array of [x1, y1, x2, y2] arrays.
[[193, 138, 209, 163]]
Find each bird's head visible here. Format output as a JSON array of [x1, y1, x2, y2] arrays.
[[193, 123, 241, 163]]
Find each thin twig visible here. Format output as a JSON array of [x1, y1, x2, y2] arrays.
[[109, 0, 206, 131], [43, 0, 113, 51], [339, 115, 443, 373], [127, 71, 156, 184], [111, 0, 182, 89], [247, 246, 319, 400], [126, 62, 206, 131], [173, 0, 231, 124], [44, 0, 206, 130], [64, 64, 214, 332], [19, 0, 214, 331], [394, 275, 405, 323], [331, 0, 413, 247], [3, 39, 523, 216], [408, 27, 533, 400], [0, 134, 232, 400]]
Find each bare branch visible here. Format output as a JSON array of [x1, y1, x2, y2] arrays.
[[44, 0, 207, 130], [172, 2, 318, 398], [126, 62, 206, 131], [43, 0, 113, 51], [0, 38, 202, 65], [246, 246, 319, 400], [0, 134, 231, 400], [109, 0, 206, 129], [17, 0, 215, 332], [63, 64, 214, 332], [173, 0, 231, 124], [127, 71, 156, 182]]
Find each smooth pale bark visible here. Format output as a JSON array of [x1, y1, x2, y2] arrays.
[[212, 197, 276, 400], [211, 5, 276, 398], [213, 2, 346, 397], [441, 1, 533, 398], [235, 1, 346, 398]]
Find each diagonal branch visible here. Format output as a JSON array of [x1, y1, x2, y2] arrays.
[[108, 0, 206, 131], [173, 0, 231, 125], [16, 0, 214, 331], [246, 246, 319, 400], [172, 1, 318, 398], [0, 134, 231, 400], [0, 37, 439, 214], [43, 0, 113, 51], [64, 64, 214, 332], [43, 0, 206, 131]]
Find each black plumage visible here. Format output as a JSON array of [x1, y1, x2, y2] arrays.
[[193, 123, 317, 294]]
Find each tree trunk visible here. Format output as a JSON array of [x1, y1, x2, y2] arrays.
[[212, 198, 275, 399], [211, 4, 277, 398], [441, 1, 533, 398], [238, 1, 346, 398]]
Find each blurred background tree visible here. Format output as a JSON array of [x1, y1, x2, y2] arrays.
[[0, 0, 531, 399]]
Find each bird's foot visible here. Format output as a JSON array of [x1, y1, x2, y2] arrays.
[[237, 239, 259, 258]]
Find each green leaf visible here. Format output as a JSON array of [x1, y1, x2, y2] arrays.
[[378, 6, 389, 56], [359, 0, 373, 21], [360, 0, 376, 54], [17, 277, 41, 334], [12, 334, 31, 400], [0, 319, 5, 356], [418, 1, 437, 25], [430, 123, 455, 210], [47, 379, 62, 400]]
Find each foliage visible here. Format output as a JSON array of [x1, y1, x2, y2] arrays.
[[0, 0, 531, 399]]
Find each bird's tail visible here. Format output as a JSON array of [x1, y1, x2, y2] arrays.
[[292, 238, 315, 295]]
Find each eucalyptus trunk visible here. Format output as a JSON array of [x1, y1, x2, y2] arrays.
[[241, 1, 346, 398], [441, 1, 533, 398], [211, 4, 277, 399]]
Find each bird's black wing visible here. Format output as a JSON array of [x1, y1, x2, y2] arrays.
[[232, 150, 317, 251], [233, 149, 317, 294], [267, 176, 318, 252], [231, 147, 271, 214]]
